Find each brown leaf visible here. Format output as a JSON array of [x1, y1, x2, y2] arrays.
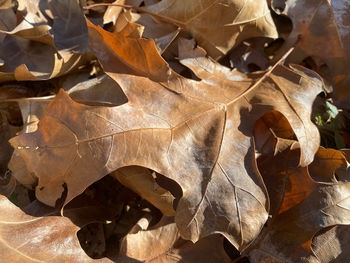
[[0, 28, 91, 82], [48, 0, 89, 56], [0, 0, 91, 82], [9, 35, 322, 252], [7, 74, 127, 188], [119, 216, 231, 263], [310, 225, 350, 262], [0, 194, 112, 263], [248, 143, 350, 262], [104, 0, 126, 25], [86, 19, 171, 82], [111, 166, 175, 216], [143, 0, 278, 59], [272, 0, 350, 108], [114, 9, 179, 54]]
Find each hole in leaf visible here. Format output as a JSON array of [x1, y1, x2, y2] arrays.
[[223, 237, 240, 260], [75, 174, 163, 259]]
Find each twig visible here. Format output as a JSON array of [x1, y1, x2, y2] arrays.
[[84, 3, 184, 28]]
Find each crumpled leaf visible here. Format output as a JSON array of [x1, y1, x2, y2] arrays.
[[119, 216, 231, 263], [248, 142, 350, 262], [0, 0, 91, 82], [114, 9, 179, 55], [49, 0, 89, 56], [104, 0, 126, 25], [86, 18, 171, 82], [111, 166, 175, 216], [271, 0, 350, 108], [143, 0, 278, 59], [9, 35, 322, 251], [309, 225, 350, 262], [0, 194, 112, 263]]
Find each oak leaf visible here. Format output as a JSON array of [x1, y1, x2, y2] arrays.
[[119, 216, 231, 262], [9, 34, 322, 251], [248, 142, 350, 262], [111, 166, 175, 216], [48, 0, 89, 57], [0, 195, 112, 263], [272, 0, 350, 108], [0, 0, 91, 82], [143, 0, 278, 59]]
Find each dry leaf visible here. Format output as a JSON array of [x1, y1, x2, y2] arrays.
[[87, 19, 171, 82], [0, 0, 91, 82], [104, 0, 126, 25], [119, 216, 231, 263], [272, 0, 350, 108], [7, 74, 127, 188], [0, 194, 113, 263], [111, 166, 175, 216], [48, 0, 89, 57], [248, 142, 350, 262], [143, 0, 278, 59], [309, 225, 350, 262], [10, 36, 322, 251]]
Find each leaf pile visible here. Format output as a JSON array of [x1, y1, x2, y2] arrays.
[[1, 0, 350, 262]]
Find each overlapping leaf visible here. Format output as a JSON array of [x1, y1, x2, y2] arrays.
[[9, 23, 323, 251], [119, 216, 231, 262], [248, 142, 350, 262], [0, 0, 90, 82], [272, 0, 350, 108], [0, 195, 112, 263], [143, 0, 278, 58]]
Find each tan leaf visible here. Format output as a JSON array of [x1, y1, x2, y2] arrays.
[[0, 194, 112, 263], [119, 217, 231, 263], [309, 225, 350, 262], [248, 143, 350, 262], [0, 0, 91, 82], [111, 166, 175, 216], [271, 0, 350, 108], [8, 74, 127, 188], [104, 0, 126, 25], [10, 36, 322, 251], [143, 0, 278, 59]]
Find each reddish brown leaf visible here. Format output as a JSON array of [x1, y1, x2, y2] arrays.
[[86, 19, 171, 82], [248, 143, 350, 262]]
